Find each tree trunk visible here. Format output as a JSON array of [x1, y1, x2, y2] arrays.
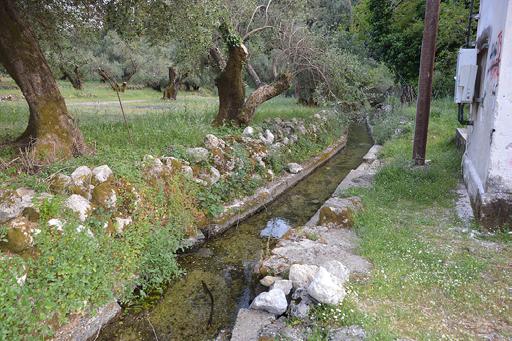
[[213, 44, 248, 126], [246, 63, 263, 88], [61, 65, 82, 90], [98, 68, 127, 92], [0, 0, 87, 162], [121, 65, 136, 82], [209, 47, 227, 72], [239, 73, 292, 125], [162, 67, 179, 100], [400, 84, 416, 104]]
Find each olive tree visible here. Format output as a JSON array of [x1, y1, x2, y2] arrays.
[[211, 0, 310, 126], [0, 0, 221, 163], [0, 0, 91, 162]]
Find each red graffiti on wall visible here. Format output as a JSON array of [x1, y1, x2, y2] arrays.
[[488, 31, 503, 80]]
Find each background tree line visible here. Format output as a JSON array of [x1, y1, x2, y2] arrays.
[[0, 0, 473, 164], [352, 0, 478, 99]]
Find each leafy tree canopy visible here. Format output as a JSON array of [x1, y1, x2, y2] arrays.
[[352, 0, 477, 96]]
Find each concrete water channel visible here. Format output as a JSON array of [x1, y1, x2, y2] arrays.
[[97, 124, 372, 341]]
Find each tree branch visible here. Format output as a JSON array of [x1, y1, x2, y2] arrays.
[[243, 25, 273, 42]]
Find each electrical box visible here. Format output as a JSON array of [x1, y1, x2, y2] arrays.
[[454, 48, 478, 103]]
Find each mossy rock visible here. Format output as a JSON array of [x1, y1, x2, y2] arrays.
[[319, 206, 354, 227], [68, 184, 91, 200], [49, 174, 72, 194], [22, 207, 40, 223], [92, 182, 117, 210], [4, 216, 37, 253], [318, 197, 362, 228]]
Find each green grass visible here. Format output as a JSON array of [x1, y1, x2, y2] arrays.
[[314, 99, 512, 339], [0, 81, 316, 188]]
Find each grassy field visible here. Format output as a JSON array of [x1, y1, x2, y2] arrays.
[[0, 80, 317, 188], [311, 99, 512, 339]]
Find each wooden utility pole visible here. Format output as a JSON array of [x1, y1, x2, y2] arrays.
[[412, 0, 441, 165]]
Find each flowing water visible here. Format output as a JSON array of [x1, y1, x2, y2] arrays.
[[97, 124, 372, 341]]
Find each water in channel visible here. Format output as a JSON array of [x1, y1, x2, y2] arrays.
[[97, 124, 372, 341]]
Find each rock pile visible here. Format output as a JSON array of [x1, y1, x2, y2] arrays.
[[0, 164, 141, 255], [48, 165, 139, 234], [142, 112, 332, 191], [0, 188, 48, 252], [250, 259, 350, 320]]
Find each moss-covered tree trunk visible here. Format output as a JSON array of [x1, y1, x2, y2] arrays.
[[213, 44, 248, 126], [239, 73, 292, 125], [0, 0, 87, 162], [162, 67, 179, 100]]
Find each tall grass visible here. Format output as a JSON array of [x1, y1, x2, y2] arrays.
[[0, 81, 316, 186]]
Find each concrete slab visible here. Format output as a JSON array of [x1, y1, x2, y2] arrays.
[[260, 226, 372, 276], [362, 145, 382, 162], [230, 308, 275, 341], [455, 128, 467, 152]]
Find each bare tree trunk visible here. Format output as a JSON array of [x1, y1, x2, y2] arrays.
[[209, 47, 227, 72], [98, 68, 127, 92], [121, 68, 135, 83], [121, 57, 138, 82], [246, 63, 263, 88], [239, 73, 292, 125], [61, 65, 82, 90], [0, 0, 87, 162], [400, 84, 416, 104], [162, 67, 179, 100], [213, 44, 248, 126]]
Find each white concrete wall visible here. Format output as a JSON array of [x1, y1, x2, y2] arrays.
[[463, 0, 512, 226]]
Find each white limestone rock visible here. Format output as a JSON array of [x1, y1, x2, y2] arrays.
[[243, 126, 255, 137], [297, 124, 307, 135], [250, 288, 288, 315], [187, 147, 209, 163], [231, 308, 275, 341], [208, 167, 221, 185], [307, 267, 347, 305], [181, 165, 194, 178], [144, 156, 165, 179], [271, 279, 293, 295], [64, 194, 92, 222], [289, 264, 319, 289], [5, 216, 36, 252], [48, 218, 64, 232], [71, 166, 92, 187], [92, 165, 113, 184], [322, 260, 350, 284], [260, 129, 275, 145], [260, 276, 282, 287], [49, 173, 72, 194], [91, 183, 117, 210], [114, 217, 132, 234], [0, 188, 35, 224], [204, 134, 226, 150], [287, 163, 303, 174]]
